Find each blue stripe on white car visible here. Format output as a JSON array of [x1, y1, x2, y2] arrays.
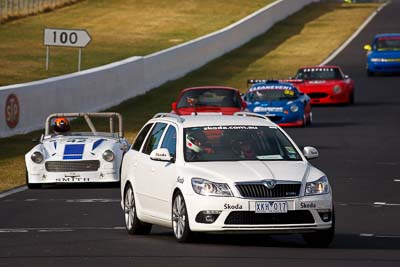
[[92, 139, 105, 151], [63, 144, 85, 160]]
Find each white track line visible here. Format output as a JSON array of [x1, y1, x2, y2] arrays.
[[361, 233, 400, 238], [66, 198, 119, 203], [373, 202, 400, 207], [0, 186, 27, 199], [0, 226, 125, 233], [2, 198, 120, 202], [320, 0, 391, 66], [360, 233, 374, 237], [373, 202, 387, 205], [336, 201, 400, 207]]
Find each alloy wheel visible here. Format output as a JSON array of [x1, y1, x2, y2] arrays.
[[124, 186, 135, 231], [172, 194, 187, 240]]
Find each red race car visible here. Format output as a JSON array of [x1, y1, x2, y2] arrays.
[[290, 66, 355, 105], [171, 86, 247, 115]]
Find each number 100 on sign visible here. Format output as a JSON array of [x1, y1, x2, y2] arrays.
[[44, 28, 91, 48]]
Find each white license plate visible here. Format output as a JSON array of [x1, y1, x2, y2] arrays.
[[255, 201, 288, 213]]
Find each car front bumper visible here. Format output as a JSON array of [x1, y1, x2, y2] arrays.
[[27, 159, 120, 184], [254, 112, 304, 127], [185, 193, 332, 233], [307, 91, 349, 104], [368, 61, 400, 72], [27, 168, 119, 184]]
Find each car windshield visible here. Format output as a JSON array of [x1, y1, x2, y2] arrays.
[[184, 125, 302, 162], [177, 89, 241, 108], [246, 89, 297, 101], [295, 68, 342, 80], [375, 37, 400, 51]]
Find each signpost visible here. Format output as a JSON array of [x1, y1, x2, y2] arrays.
[[44, 28, 92, 71]]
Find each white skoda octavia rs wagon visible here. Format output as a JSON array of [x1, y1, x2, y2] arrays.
[[120, 112, 334, 247]]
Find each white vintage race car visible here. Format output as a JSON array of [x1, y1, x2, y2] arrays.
[[25, 112, 129, 189]]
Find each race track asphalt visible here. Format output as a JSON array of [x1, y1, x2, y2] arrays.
[[1, 1, 400, 266]]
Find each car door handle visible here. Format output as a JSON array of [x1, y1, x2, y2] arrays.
[[151, 167, 155, 173], [133, 162, 138, 168]]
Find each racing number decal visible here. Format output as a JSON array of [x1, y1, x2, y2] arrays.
[[5, 94, 19, 128]]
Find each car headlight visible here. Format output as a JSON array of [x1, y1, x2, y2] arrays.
[[290, 104, 299, 112], [333, 85, 342, 94], [31, 151, 44, 164], [370, 58, 387, 62], [102, 150, 115, 162], [191, 178, 232, 197], [305, 176, 330, 196]]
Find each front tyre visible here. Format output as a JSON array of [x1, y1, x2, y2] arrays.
[[302, 210, 335, 248], [172, 192, 193, 242], [124, 184, 152, 235], [302, 114, 307, 128], [349, 91, 355, 105], [307, 112, 312, 126]]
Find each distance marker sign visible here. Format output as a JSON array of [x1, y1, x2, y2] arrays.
[[44, 28, 91, 48], [43, 28, 91, 71]]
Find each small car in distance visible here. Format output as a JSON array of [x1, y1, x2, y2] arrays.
[[292, 66, 355, 105], [171, 86, 247, 115], [25, 112, 129, 189], [364, 33, 400, 76], [121, 112, 334, 247], [244, 80, 312, 127]]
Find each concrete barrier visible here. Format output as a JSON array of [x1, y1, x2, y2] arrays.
[[0, 57, 144, 137], [0, 0, 316, 138]]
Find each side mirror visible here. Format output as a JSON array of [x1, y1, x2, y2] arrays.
[[363, 44, 372, 51], [242, 101, 247, 109], [150, 148, 175, 163], [303, 146, 319, 160], [344, 75, 349, 79]]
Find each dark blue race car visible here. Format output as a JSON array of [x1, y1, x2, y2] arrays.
[[364, 33, 400, 76], [244, 80, 312, 127]]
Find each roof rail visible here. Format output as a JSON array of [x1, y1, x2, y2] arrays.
[[153, 113, 184, 123], [190, 112, 223, 116], [233, 112, 271, 121]]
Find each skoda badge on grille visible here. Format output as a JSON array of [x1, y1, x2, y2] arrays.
[[263, 180, 276, 189]]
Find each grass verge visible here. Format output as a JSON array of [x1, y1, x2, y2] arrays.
[[0, 0, 273, 86], [0, 2, 380, 192]]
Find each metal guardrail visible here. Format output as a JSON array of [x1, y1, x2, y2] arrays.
[[0, 0, 80, 23]]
